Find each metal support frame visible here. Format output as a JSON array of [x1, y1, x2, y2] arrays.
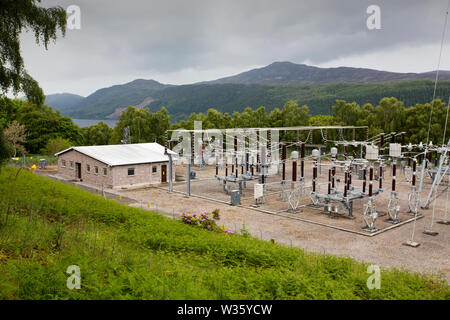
[[363, 197, 378, 232]]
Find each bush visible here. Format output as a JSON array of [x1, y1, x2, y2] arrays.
[[44, 137, 72, 155], [181, 210, 234, 235]]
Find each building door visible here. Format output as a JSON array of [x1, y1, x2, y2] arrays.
[[161, 164, 167, 183], [76, 162, 82, 180]]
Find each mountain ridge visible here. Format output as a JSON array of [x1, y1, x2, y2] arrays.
[[43, 62, 450, 121], [203, 61, 450, 85]]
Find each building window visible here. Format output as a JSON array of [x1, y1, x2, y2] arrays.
[[103, 168, 107, 176], [94, 166, 99, 174], [86, 164, 90, 172], [128, 168, 135, 176], [62, 159, 66, 167], [70, 161, 74, 169], [152, 166, 157, 173]]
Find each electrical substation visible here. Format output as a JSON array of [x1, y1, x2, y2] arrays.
[[161, 125, 449, 246]]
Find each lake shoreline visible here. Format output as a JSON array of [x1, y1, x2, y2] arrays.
[[71, 118, 118, 128]]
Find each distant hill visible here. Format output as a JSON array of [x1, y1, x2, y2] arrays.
[[67, 79, 171, 119], [205, 61, 450, 85], [59, 62, 450, 121], [146, 80, 450, 122], [44, 93, 84, 112]]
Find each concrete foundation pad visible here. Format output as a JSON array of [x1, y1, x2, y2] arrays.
[[423, 230, 439, 236], [403, 240, 421, 248]]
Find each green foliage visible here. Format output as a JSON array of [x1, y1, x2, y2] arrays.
[[110, 106, 170, 144], [329, 98, 450, 144], [12, 100, 82, 153], [0, 0, 66, 104], [0, 98, 22, 128], [81, 122, 112, 146], [0, 166, 448, 299], [44, 137, 72, 155], [0, 124, 12, 168]]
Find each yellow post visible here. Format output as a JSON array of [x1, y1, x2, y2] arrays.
[[147, 202, 150, 208], [119, 195, 122, 200]]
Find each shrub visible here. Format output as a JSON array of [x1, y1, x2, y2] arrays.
[[44, 137, 72, 155], [181, 211, 234, 235]]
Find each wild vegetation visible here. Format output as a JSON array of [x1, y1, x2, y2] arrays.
[[3, 93, 450, 160], [0, 166, 448, 299]]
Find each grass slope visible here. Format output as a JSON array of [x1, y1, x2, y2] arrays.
[[0, 166, 448, 299]]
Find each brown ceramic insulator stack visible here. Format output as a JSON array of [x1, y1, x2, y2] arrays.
[[347, 170, 352, 193], [328, 169, 331, 194], [312, 165, 317, 192], [392, 163, 396, 191], [363, 169, 367, 193], [292, 159, 297, 182], [344, 171, 348, 197], [331, 166, 336, 189], [246, 153, 249, 172], [369, 167, 374, 197], [301, 143, 305, 178], [379, 166, 383, 189], [257, 154, 260, 173]]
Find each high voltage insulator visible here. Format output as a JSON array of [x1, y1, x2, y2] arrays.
[[164, 131, 168, 154]]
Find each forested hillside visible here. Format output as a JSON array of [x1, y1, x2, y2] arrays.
[[62, 79, 450, 122], [148, 80, 450, 122]]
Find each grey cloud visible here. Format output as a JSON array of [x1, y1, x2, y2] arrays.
[[18, 0, 450, 95]]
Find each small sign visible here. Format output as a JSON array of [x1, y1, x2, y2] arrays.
[[254, 184, 264, 199]]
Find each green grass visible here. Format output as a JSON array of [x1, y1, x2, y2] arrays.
[[0, 166, 448, 300]]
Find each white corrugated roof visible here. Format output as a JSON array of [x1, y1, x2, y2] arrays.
[[56, 143, 178, 166]]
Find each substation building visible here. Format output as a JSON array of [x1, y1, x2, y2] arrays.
[[55, 143, 177, 189]]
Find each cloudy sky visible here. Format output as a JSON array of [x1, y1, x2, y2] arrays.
[[18, 0, 450, 97]]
